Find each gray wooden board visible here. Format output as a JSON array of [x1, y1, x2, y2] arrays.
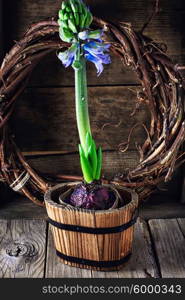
[[0, 218, 184, 278], [45, 218, 159, 278], [148, 219, 185, 278], [177, 218, 185, 236], [0, 196, 48, 220], [0, 219, 46, 278]]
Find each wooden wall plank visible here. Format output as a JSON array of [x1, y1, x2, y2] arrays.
[[3, 0, 185, 86], [0, 219, 46, 278], [148, 219, 185, 278], [27, 151, 139, 179], [45, 218, 159, 278], [28, 55, 139, 87], [11, 86, 149, 152]]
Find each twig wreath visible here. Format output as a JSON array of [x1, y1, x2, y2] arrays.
[[0, 9, 185, 206]]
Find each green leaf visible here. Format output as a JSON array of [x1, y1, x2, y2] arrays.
[[88, 139, 97, 178], [86, 132, 92, 149], [79, 144, 93, 183], [95, 146, 102, 180]]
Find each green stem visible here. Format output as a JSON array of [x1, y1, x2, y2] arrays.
[[74, 49, 91, 155]]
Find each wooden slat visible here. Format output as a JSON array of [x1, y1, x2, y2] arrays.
[[27, 151, 139, 179], [11, 86, 148, 152], [91, 219, 159, 278], [45, 224, 92, 278], [148, 218, 185, 278], [3, 0, 185, 86], [45, 218, 159, 278], [0, 219, 46, 278], [28, 55, 139, 87]]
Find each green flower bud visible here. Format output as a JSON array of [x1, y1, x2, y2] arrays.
[[74, 12, 80, 26], [68, 19, 78, 33], [63, 12, 69, 20], [58, 9, 64, 20], [58, 19, 68, 29], [59, 26, 74, 42], [69, 0, 78, 13], [58, 0, 93, 38]]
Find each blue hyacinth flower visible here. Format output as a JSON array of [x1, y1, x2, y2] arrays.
[[58, 43, 78, 68], [58, 32, 111, 75], [83, 41, 111, 75]]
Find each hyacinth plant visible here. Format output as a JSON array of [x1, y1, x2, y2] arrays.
[[57, 0, 114, 209]]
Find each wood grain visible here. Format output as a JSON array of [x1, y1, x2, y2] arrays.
[[45, 224, 92, 278], [91, 218, 159, 278], [44, 183, 138, 271], [10, 86, 149, 152], [27, 151, 139, 179], [45, 218, 159, 277], [0, 219, 46, 278], [148, 218, 185, 278]]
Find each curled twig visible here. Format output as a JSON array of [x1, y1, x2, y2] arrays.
[[0, 17, 184, 204]]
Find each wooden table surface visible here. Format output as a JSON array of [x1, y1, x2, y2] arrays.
[[0, 217, 184, 278]]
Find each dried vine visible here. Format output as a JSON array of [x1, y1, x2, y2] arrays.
[[0, 17, 185, 205]]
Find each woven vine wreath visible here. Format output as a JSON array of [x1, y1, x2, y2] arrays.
[[0, 16, 185, 206]]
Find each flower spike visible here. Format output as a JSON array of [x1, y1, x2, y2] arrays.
[[57, 0, 112, 183]]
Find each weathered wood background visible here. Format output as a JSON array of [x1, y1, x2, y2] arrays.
[[2, 0, 185, 202]]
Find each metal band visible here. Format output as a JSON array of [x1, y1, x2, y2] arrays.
[[48, 209, 138, 234], [56, 250, 132, 268]]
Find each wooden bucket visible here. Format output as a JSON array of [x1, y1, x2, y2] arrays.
[[44, 182, 138, 271]]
